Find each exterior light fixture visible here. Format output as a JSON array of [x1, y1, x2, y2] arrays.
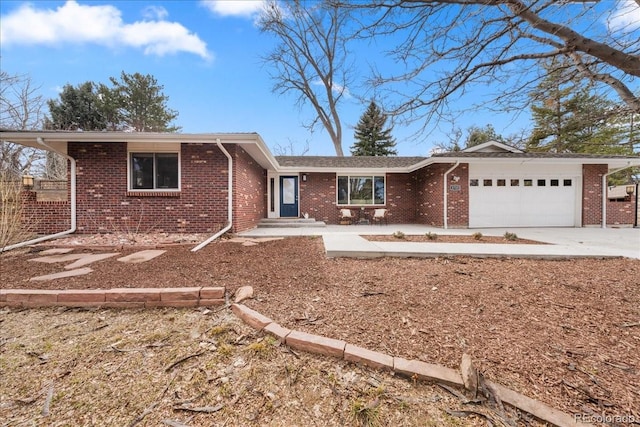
[[22, 174, 34, 190]]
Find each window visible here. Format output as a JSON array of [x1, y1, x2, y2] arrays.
[[337, 175, 385, 205], [510, 179, 519, 186], [497, 179, 506, 187], [524, 179, 533, 187], [483, 179, 492, 186], [550, 179, 559, 187], [130, 152, 179, 190], [563, 179, 572, 187], [537, 179, 546, 186], [470, 179, 479, 187]]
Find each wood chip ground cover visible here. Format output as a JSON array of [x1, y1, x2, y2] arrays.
[[2, 235, 639, 426]]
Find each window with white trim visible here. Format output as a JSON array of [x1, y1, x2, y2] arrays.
[[337, 175, 385, 205], [130, 152, 179, 190]]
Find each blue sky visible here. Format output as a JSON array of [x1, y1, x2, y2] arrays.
[[1, 0, 638, 156]]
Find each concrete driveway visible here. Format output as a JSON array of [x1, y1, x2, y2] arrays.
[[239, 225, 640, 259]]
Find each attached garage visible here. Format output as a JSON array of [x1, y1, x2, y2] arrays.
[[468, 162, 582, 227]]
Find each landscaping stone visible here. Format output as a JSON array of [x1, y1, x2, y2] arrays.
[[393, 357, 463, 387], [234, 286, 253, 303], [57, 289, 106, 303], [159, 287, 200, 301], [200, 287, 225, 299], [263, 322, 292, 343], [461, 353, 478, 393], [64, 253, 119, 269], [38, 248, 75, 255], [344, 344, 394, 371], [484, 380, 592, 427], [285, 330, 346, 359], [29, 253, 87, 264], [3, 290, 58, 304], [230, 304, 273, 330], [117, 250, 166, 264], [105, 288, 161, 303], [29, 267, 94, 281]]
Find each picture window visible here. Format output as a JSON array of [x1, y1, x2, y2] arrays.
[[337, 175, 385, 205], [130, 152, 179, 190]]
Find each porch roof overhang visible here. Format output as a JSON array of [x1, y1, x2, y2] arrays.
[[3, 130, 638, 172], [0, 130, 280, 170]]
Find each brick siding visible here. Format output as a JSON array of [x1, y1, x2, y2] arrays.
[[232, 145, 267, 232], [299, 173, 338, 223], [582, 164, 606, 226], [66, 142, 231, 233], [20, 191, 71, 234], [416, 163, 469, 227], [299, 172, 420, 224], [582, 164, 636, 226]]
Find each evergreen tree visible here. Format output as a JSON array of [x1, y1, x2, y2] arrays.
[[351, 101, 397, 156], [46, 82, 106, 131], [106, 72, 179, 132], [527, 60, 627, 155], [45, 72, 180, 132]]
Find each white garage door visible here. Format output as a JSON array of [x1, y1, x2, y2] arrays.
[[468, 163, 581, 227]]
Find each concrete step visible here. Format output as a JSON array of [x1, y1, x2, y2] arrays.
[[258, 218, 326, 228], [259, 218, 318, 224]]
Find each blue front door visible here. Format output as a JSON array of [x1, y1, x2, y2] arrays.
[[279, 176, 298, 217]]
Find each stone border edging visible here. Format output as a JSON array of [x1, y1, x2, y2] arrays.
[[231, 303, 592, 427], [0, 287, 225, 308]]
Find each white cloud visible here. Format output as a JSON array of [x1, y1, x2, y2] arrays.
[[200, 0, 265, 18], [142, 5, 169, 21], [608, 0, 640, 31], [312, 79, 352, 99], [0, 1, 212, 61]]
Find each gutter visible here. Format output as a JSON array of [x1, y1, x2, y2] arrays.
[[192, 139, 233, 252], [601, 163, 634, 229], [1, 137, 77, 252], [443, 161, 460, 229]]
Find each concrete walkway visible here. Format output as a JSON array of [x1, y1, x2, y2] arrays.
[[239, 225, 640, 259]]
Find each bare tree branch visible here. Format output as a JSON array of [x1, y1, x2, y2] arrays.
[[259, 0, 353, 156], [340, 0, 639, 133]]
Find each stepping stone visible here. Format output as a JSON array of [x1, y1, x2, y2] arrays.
[[39, 248, 75, 255], [29, 253, 88, 264], [30, 267, 93, 281], [64, 253, 119, 270], [226, 237, 249, 243], [117, 250, 166, 264]]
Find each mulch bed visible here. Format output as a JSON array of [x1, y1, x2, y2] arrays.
[[2, 235, 639, 423], [364, 234, 545, 244]]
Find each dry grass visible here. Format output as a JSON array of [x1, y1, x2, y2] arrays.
[[0, 307, 505, 426]]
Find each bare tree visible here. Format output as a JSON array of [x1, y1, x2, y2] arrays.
[[0, 72, 50, 178], [346, 0, 640, 133], [259, 0, 353, 156]]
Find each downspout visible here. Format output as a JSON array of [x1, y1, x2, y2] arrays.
[[601, 163, 633, 229], [443, 161, 460, 230], [192, 139, 233, 252], [1, 137, 77, 252]]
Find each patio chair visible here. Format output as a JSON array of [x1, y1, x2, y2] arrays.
[[339, 209, 353, 225], [372, 208, 388, 225]]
